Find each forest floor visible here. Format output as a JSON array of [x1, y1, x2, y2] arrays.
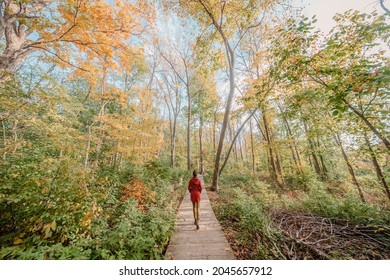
[[208, 189, 390, 260]]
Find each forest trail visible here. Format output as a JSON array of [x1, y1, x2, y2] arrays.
[[165, 175, 236, 260]]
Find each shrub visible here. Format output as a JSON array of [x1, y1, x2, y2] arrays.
[[291, 184, 390, 224], [0, 160, 185, 260]]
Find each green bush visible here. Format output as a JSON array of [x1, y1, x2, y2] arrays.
[[215, 186, 284, 259], [291, 184, 390, 224], [0, 159, 185, 260]]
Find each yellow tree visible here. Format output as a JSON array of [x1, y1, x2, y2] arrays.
[[0, 0, 153, 81]]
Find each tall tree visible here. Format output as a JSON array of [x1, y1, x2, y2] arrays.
[[169, 0, 285, 190]]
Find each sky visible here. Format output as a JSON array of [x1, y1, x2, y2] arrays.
[[299, 0, 385, 33]]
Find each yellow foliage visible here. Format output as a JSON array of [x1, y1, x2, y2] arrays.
[[13, 238, 23, 245], [120, 180, 156, 211]]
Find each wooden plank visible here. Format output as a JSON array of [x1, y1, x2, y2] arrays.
[[165, 175, 236, 260]]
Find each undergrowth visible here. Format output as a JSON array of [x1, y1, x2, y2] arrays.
[[0, 159, 186, 260], [211, 172, 390, 260]]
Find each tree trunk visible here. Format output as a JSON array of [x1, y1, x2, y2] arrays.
[[171, 114, 178, 168], [2, 120, 6, 160], [249, 119, 256, 175], [95, 73, 107, 167], [203, 3, 236, 191], [199, 116, 204, 174], [213, 110, 217, 152], [303, 120, 322, 178], [238, 129, 245, 162], [263, 113, 281, 186], [270, 124, 285, 186], [335, 134, 366, 203], [279, 108, 303, 175], [211, 58, 235, 191], [12, 119, 18, 153], [364, 133, 390, 201], [219, 111, 255, 176], [316, 136, 328, 179], [343, 98, 390, 151], [187, 84, 191, 171], [233, 125, 239, 161], [85, 125, 91, 167], [113, 140, 121, 170]]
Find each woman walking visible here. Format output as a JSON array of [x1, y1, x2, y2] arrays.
[[188, 170, 202, 230]]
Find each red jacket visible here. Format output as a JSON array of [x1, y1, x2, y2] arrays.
[[188, 176, 202, 203]]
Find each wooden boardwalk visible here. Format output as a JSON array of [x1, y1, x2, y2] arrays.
[[165, 176, 236, 260]]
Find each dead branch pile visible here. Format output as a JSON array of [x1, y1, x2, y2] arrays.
[[271, 211, 390, 259]]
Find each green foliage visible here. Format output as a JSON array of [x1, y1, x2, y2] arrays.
[[0, 157, 185, 259], [219, 173, 253, 187], [0, 65, 186, 259], [290, 184, 390, 225], [215, 176, 285, 259]]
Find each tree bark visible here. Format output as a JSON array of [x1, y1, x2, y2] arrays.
[[171, 117, 177, 168], [270, 123, 285, 186], [263, 112, 281, 186], [303, 120, 322, 178], [199, 115, 204, 174], [2, 120, 6, 160], [213, 110, 217, 152], [343, 98, 390, 151], [380, 0, 390, 13], [364, 133, 390, 201], [335, 134, 366, 203], [12, 119, 17, 153], [219, 111, 255, 176], [238, 127, 245, 162], [84, 125, 91, 167], [316, 137, 328, 179], [249, 119, 256, 175], [279, 105, 303, 175], [186, 83, 192, 171], [210, 43, 235, 191]]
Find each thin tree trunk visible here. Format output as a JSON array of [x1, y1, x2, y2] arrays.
[[380, 0, 390, 12], [114, 141, 120, 170], [171, 120, 177, 168], [316, 136, 328, 179], [199, 116, 204, 174], [238, 130, 244, 162], [12, 120, 18, 153], [279, 107, 303, 174], [270, 125, 285, 186], [343, 98, 390, 151], [230, 121, 238, 161], [364, 133, 390, 200], [2, 120, 6, 160], [187, 84, 191, 171], [335, 134, 366, 203], [213, 110, 217, 152], [219, 111, 255, 176], [95, 72, 107, 166], [84, 125, 92, 168], [303, 120, 322, 177], [243, 131, 249, 162], [262, 113, 280, 186], [250, 119, 256, 175]]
